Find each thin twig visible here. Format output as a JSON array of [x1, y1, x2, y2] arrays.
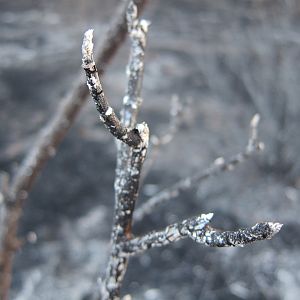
[[134, 114, 264, 222], [82, 29, 144, 148], [150, 95, 184, 147], [122, 213, 282, 255], [0, 1, 149, 299]]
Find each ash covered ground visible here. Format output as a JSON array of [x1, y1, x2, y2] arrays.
[[1, 0, 300, 299]]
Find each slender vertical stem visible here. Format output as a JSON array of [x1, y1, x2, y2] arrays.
[[100, 2, 150, 299]]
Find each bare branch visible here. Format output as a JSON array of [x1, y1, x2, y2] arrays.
[[96, 0, 149, 76], [134, 114, 264, 221], [82, 29, 144, 148], [0, 173, 9, 245], [101, 123, 149, 300], [121, 2, 150, 129], [101, 3, 150, 299], [0, 1, 149, 299], [122, 213, 282, 255]]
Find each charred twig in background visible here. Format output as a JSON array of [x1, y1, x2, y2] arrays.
[[123, 213, 282, 254], [141, 95, 185, 182], [0, 1, 149, 299], [95, 0, 148, 76], [150, 95, 184, 147], [240, 49, 291, 173], [0, 173, 9, 246], [81, 3, 150, 299], [134, 114, 264, 222]]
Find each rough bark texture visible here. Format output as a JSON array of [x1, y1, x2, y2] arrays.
[[82, 29, 143, 148], [123, 214, 282, 254], [0, 1, 149, 299]]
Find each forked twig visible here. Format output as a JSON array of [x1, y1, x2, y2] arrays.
[[89, 3, 150, 299], [0, 1, 149, 299]]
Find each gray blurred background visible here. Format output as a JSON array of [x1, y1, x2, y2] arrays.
[[0, 0, 300, 299]]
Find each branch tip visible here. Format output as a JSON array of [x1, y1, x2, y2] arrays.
[[266, 222, 283, 237], [139, 19, 151, 33], [247, 113, 261, 151], [82, 29, 94, 62], [136, 122, 149, 147], [214, 157, 225, 166], [127, 1, 138, 20], [127, 1, 138, 31], [250, 113, 260, 128], [257, 142, 265, 151]]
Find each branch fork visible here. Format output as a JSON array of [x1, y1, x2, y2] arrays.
[[82, 29, 146, 148], [81, 2, 282, 300]]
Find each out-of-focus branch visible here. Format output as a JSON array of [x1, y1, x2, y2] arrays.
[[0, 173, 9, 245], [100, 2, 150, 299], [123, 213, 282, 255], [134, 114, 264, 222], [95, 0, 148, 76], [150, 95, 184, 147], [0, 1, 149, 299], [141, 95, 185, 182]]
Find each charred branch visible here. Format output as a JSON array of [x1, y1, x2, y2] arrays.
[[82, 29, 144, 148], [101, 2, 149, 299], [123, 214, 282, 254]]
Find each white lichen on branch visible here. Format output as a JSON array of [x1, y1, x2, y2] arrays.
[[197, 222, 283, 247], [100, 2, 150, 299], [123, 214, 282, 254], [82, 29, 145, 148]]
